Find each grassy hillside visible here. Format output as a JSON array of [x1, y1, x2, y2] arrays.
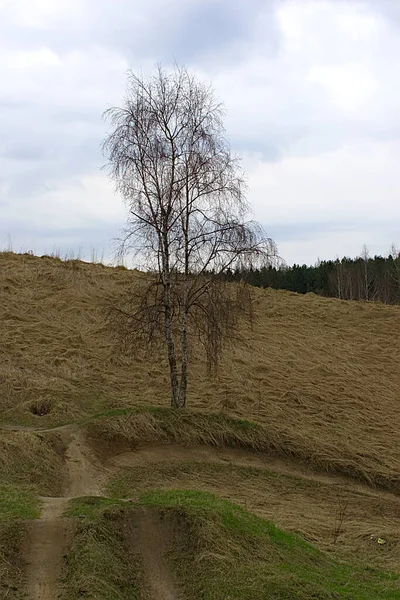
[[1, 251, 399, 488], [62, 492, 400, 600], [1, 251, 400, 598]]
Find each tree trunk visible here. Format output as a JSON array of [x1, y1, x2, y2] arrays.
[[178, 287, 189, 408], [163, 282, 179, 408]]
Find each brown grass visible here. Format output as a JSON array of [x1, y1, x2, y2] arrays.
[[0, 429, 65, 496], [88, 408, 400, 491], [1, 251, 399, 490], [0, 520, 25, 599], [106, 460, 400, 571]]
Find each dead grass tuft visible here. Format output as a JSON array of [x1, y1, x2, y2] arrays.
[[0, 520, 25, 599], [0, 430, 66, 496], [29, 397, 53, 416]]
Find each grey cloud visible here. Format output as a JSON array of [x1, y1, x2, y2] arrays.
[[1, 143, 51, 161], [0, 0, 281, 200], [0, 0, 280, 65], [0, 224, 121, 264], [266, 219, 391, 253], [162, 0, 280, 63], [0, 98, 33, 110], [0, 99, 105, 196], [0, 0, 399, 265], [267, 221, 354, 243], [367, 0, 400, 26]]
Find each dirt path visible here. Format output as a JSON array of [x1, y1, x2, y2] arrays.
[[24, 498, 70, 600], [134, 508, 182, 600], [64, 429, 105, 497], [23, 428, 105, 600], [1, 422, 398, 501], [5, 424, 399, 598], [108, 443, 400, 503]]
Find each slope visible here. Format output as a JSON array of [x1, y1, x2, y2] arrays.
[[0, 251, 399, 490]]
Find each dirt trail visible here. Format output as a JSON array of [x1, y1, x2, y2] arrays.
[[24, 498, 70, 600], [23, 428, 104, 600], [5, 424, 399, 598], [64, 429, 105, 497], [1, 422, 398, 501], [134, 508, 182, 600], [108, 443, 400, 503]]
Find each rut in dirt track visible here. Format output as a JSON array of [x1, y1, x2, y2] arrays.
[[24, 498, 69, 600], [132, 508, 183, 600]]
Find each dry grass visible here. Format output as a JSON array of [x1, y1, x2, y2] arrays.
[[1, 251, 399, 489], [106, 459, 400, 571], [60, 515, 141, 600], [0, 520, 25, 599], [88, 408, 400, 491], [0, 429, 65, 496]]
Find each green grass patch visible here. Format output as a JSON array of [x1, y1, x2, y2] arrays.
[[0, 485, 40, 520], [65, 496, 127, 520], [60, 490, 400, 599], [138, 490, 400, 600], [140, 489, 315, 551]]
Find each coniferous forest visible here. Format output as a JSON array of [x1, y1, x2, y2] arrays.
[[227, 250, 400, 304]]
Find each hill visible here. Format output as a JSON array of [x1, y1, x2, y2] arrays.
[[0, 251, 399, 598], [1, 251, 399, 486]]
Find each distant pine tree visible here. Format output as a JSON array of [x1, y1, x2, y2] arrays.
[[229, 249, 400, 305]]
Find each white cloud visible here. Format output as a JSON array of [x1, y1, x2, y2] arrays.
[[247, 140, 400, 225], [277, 225, 397, 266], [308, 63, 377, 112]]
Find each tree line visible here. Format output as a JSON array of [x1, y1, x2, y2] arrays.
[[226, 248, 400, 304]]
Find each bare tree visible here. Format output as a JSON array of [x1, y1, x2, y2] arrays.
[[103, 65, 276, 408], [389, 244, 400, 303], [360, 245, 369, 301]]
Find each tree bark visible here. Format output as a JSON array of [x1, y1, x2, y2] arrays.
[[178, 283, 189, 408], [163, 281, 179, 408]]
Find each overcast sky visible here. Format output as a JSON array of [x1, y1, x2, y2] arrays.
[[1, 0, 399, 266]]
